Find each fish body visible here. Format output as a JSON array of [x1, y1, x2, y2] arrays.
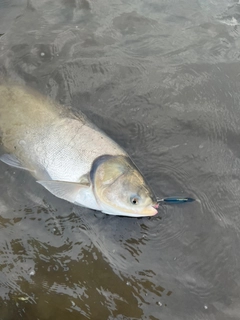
[[0, 85, 158, 217]]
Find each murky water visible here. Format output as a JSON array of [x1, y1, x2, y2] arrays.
[[1, 0, 240, 319]]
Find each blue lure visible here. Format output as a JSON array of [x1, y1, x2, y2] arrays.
[[158, 197, 195, 204]]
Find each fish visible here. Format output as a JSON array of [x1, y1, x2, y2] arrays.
[[0, 85, 158, 217]]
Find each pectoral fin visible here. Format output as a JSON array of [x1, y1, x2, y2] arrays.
[[78, 173, 90, 185], [0, 154, 34, 172], [37, 180, 84, 204], [37, 179, 100, 210]]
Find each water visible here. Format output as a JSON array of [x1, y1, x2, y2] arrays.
[[0, 0, 240, 319]]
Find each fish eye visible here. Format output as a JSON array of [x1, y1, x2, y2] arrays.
[[130, 195, 140, 205]]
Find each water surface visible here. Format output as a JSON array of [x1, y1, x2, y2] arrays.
[[0, 0, 240, 319]]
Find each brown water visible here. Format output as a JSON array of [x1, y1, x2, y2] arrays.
[[1, 0, 240, 319]]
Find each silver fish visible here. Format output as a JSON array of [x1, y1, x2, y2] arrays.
[[0, 85, 158, 217]]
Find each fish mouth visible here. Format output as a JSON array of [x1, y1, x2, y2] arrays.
[[151, 203, 159, 216], [142, 203, 159, 216]]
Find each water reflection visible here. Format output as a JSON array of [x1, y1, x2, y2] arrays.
[[1, 0, 240, 319], [0, 201, 170, 319]]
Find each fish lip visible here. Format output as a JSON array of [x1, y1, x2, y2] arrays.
[[143, 204, 158, 216], [138, 203, 159, 217], [147, 203, 159, 216], [151, 206, 158, 216]]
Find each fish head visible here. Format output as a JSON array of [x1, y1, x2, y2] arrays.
[[91, 155, 158, 217]]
